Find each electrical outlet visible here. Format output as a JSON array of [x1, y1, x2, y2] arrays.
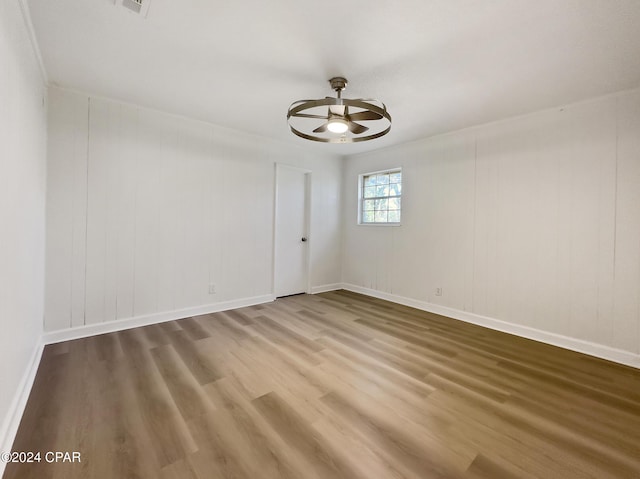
[[208, 283, 216, 294], [435, 287, 442, 296]]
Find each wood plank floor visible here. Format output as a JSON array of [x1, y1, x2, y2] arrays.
[[4, 290, 640, 479]]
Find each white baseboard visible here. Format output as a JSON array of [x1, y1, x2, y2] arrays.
[[43, 294, 275, 345], [310, 283, 343, 294], [0, 341, 44, 478], [341, 283, 640, 370]]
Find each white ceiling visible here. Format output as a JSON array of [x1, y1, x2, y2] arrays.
[[28, 0, 640, 154]]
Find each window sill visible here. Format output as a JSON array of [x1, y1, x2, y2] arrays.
[[357, 222, 402, 227]]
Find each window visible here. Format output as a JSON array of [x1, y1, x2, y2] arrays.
[[358, 168, 402, 224]]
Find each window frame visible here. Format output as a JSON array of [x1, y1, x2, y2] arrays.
[[357, 167, 402, 226]]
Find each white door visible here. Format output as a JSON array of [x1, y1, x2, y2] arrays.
[[274, 164, 310, 297]]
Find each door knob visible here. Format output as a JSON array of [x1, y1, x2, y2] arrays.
[[301, 237, 307, 242]]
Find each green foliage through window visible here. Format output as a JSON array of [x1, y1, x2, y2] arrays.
[[359, 169, 401, 224]]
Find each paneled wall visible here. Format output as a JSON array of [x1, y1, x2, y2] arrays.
[[0, 0, 47, 454], [343, 89, 640, 358], [45, 87, 342, 332]]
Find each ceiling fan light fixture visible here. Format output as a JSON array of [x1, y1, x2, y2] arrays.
[[327, 118, 349, 134], [287, 77, 392, 144]]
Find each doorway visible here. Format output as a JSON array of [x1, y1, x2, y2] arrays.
[[273, 164, 311, 297]]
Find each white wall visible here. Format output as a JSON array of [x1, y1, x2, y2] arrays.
[[45, 87, 342, 332], [0, 0, 47, 457], [343, 88, 640, 362]]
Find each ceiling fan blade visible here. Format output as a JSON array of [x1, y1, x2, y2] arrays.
[[348, 111, 383, 121], [313, 122, 329, 133], [348, 122, 369, 134], [291, 113, 329, 120]]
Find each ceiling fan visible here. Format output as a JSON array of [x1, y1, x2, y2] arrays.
[[287, 77, 392, 143]]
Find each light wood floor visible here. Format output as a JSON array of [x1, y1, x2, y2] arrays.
[[5, 290, 640, 479]]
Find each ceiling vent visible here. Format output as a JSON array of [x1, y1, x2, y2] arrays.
[[115, 0, 150, 17]]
